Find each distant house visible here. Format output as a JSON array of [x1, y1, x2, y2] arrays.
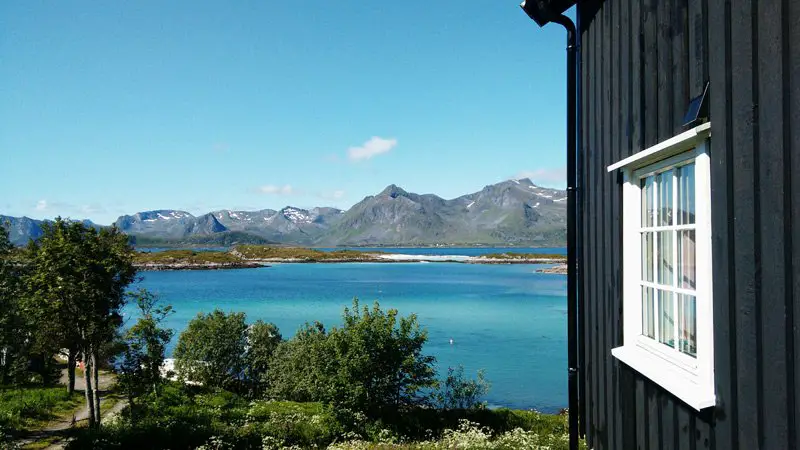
[[567, 1, 798, 449]]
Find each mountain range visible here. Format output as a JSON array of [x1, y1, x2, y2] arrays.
[[1, 179, 566, 247]]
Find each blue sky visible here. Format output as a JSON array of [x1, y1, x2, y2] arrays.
[[0, 1, 571, 225]]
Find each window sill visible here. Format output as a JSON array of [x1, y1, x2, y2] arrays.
[[611, 345, 715, 411]]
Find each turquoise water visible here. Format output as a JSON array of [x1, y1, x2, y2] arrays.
[[133, 259, 568, 412]]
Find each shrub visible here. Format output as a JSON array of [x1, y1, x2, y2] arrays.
[[244, 321, 282, 397], [174, 310, 281, 397], [246, 401, 343, 448], [268, 299, 438, 416], [328, 418, 582, 450], [436, 365, 491, 410]]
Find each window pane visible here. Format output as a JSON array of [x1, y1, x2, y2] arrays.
[[677, 163, 696, 225], [658, 290, 675, 348], [657, 231, 674, 286], [657, 170, 674, 226], [642, 286, 655, 339], [642, 232, 654, 282], [641, 175, 655, 227], [678, 294, 697, 358], [678, 230, 696, 290]]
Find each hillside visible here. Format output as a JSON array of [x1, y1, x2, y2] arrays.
[[321, 179, 566, 246], [2, 179, 566, 247], [0, 215, 99, 246]]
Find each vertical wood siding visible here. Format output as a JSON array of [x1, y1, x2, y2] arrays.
[[576, 0, 799, 448]]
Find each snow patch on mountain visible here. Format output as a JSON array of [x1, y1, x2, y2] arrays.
[[282, 207, 312, 224]]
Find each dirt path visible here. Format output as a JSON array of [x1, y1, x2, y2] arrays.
[[14, 370, 125, 450]]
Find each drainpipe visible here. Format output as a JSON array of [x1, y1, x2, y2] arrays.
[[546, 12, 579, 450], [560, 15, 579, 450], [518, 3, 580, 448], [574, 5, 585, 440]]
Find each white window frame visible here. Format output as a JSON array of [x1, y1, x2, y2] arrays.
[[607, 122, 715, 411]]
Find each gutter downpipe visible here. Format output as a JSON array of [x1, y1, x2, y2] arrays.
[[574, 4, 585, 441], [546, 11, 579, 450]]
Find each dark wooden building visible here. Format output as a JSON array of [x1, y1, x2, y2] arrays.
[[574, 0, 799, 449]]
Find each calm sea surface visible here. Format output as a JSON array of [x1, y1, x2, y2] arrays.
[[131, 248, 568, 412]]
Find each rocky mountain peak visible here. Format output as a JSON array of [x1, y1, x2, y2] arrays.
[[280, 207, 313, 224], [380, 184, 408, 199], [4, 177, 567, 247]]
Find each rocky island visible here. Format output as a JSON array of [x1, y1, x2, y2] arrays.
[[133, 246, 567, 271], [133, 249, 264, 271]]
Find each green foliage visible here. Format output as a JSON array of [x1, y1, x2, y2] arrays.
[[331, 299, 437, 414], [21, 219, 137, 427], [267, 322, 330, 403], [245, 401, 343, 448], [67, 385, 340, 449], [328, 417, 581, 449], [174, 310, 282, 397], [117, 289, 174, 408], [244, 321, 282, 397], [0, 224, 32, 385], [23, 219, 136, 352], [133, 249, 246, 265], [66, 384, 578, 450], [436, 366, 491, 410], [269, 299, 438, 417], [67, 383, 246, 449], [233, 246, 382, 261], [173, 310, 247, 392], [0, 386, 83, 437]]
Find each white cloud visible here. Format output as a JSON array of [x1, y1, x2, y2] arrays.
[[258, 184, 294, 195], [347, 136, 397, 162], [514, 167, 567, 187], [319, 190, 346, 200], [35, 200, 48, 211], [80, 204, 107, 214]]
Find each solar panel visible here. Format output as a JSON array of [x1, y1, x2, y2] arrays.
[[683, 82, 710, 128]]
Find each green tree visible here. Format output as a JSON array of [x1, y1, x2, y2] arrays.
[[0, 223, 33, 385], [269, 299, 438, 416], [268, 322, 330, 402], [244, 320, 282, 397], [173, 310, 248, 391], [330, 299, 437, 414], [23, 219, 136, 427], [117, 289, 173, 419], [436, 365, 491, 410]]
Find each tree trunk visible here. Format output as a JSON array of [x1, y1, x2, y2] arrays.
[[67, 348, 76, 395], [128, 393, 136, 424], [1, 347, 8, 385], [92, 351, 101, 426], [82, 350, 96, 428]]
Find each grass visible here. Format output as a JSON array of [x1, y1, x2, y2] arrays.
[[233, 245, 383, 261], [133, 250, 245, 265], [99, 395, 121, 416], [67, 383, 581, 449], [21, 435, 62, 450], [0, 386, 83, 436]]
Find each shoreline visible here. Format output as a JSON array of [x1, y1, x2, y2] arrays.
[[135, 261, 267, 271], [535, 263, 568, 274], [134, 257, 567, 271], [133, 247, 567, 271]]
